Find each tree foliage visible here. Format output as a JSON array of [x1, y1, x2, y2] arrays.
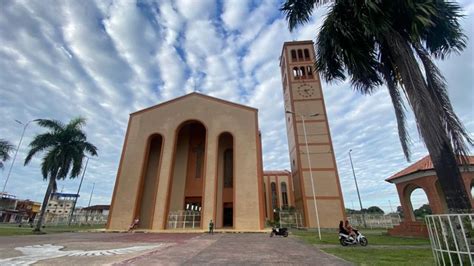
[[24, 117, 98, 231], [0, 139, 15, 169]]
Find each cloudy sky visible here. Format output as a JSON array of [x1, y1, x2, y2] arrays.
[[0, 0, 472, 212]]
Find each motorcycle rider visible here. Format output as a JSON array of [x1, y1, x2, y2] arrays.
[[344, 220, 357, 240], [339, 221, 349, 235]]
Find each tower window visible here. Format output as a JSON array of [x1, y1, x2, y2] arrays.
[[297, 49, 303, 61], [304, 49, 310, 60], [293, 67, 299, 79], [300, 67, 306, 78], [307, 66, 313, 78], [291, 50, 297, 61]]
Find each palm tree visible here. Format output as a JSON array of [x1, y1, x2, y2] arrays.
[[281, 0, 472, 212], [0, 139, 15, 170], [24, 118, 98, 232]]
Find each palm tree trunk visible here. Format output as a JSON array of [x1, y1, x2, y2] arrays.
[[34, 176, 56, 232], [385, 33, 472, 213]]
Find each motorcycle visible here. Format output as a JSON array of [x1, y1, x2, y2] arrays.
[[270, 227, 289, 237], [339, 229, 368, 246]]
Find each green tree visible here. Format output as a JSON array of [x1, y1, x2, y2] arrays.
[[24, 118, 98, 232], [282, 0, 472, 213], [414, 204, 432, 219], [367, 206, 385, 215], [0, 139, 15, 170]]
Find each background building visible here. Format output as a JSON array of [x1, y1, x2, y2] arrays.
[[44, 192, 78, 223]]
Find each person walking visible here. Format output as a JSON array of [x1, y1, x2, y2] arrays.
[[208, 219, 214, 235]]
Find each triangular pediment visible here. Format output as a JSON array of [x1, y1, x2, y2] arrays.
[[131, 92, 257, 116]]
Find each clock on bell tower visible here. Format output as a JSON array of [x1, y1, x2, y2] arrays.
[[279, 41, 345, 228]]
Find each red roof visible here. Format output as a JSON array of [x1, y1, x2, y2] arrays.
[[386, 155, 474, 182], [264, 170, 291, 176]]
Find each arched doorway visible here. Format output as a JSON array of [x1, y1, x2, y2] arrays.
[[215, 132, 234, 228], [167, 121, 207, 229], [405, 185, 431, 221], [135, 134, 163, 229]]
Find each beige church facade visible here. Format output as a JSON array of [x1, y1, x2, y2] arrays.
[[107, 41, 345, 231]]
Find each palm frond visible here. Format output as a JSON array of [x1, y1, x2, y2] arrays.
[[36, 119, 65, 132], [0, 139, 15, 164], [413, 42, 473, 164], [66, 117, 87, 131], [281, 0, 330, 31], [380, 60, 411, 161], [420, 0, 466, 59]]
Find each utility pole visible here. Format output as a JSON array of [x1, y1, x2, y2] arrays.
[[286, 110, 321, 240], [68, 156, 89, 226], [349, 149, 367, 228], [2, 119, 36, 195], [88, 183, 95, 207]]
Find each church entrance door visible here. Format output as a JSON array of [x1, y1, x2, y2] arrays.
[[223, 203, 233, 227]]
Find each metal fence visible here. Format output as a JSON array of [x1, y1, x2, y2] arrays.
[[35, 214, 108, 226], [278, 211, 304, 229], [348, 214, 402, 229], [167, 210, 201, 229], [426, 214, 474, 265]]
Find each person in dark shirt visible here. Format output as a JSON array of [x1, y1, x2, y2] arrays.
[[209, 219, 214, 235]]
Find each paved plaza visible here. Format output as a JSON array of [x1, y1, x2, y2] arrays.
[[0, 232, 351, 265]]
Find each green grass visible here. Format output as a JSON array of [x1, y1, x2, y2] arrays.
[[292, 229, 430, 246], [293, 229, 434, 265], [321, 247, 434, 266], [0, 224, 105, 236]]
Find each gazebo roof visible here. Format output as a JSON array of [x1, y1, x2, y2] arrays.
[[386, 155, 474, 183]]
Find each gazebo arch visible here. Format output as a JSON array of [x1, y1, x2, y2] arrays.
[[386, 155, 474, 237]]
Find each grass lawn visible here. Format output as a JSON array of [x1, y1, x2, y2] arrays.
[[293, 229, 434, 265], [292, 229, 430, 246], [321, 247, 434, 266], [0, 224, 105, 236]]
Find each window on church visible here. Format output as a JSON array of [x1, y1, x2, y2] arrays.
[[292, 67, 299, 79], [307, 66, 313, 78], [194, 142, 204, 178], [291, 50, 297, 61], [263, 183, 268, 218], [271, 182, 277, 210], [304, 49, 310, 60], [297, 49, 303, 60], [300, 67, 306, 78], [224, 148, 233, 188], [281, 182, 288, 207]]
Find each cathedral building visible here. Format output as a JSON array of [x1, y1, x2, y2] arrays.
[[107, 41, 345, 231]]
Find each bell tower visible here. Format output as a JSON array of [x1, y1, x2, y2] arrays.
[[280, 41, 345, 228]]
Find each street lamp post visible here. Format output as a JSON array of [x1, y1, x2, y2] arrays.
[[1, 119, 36, 196], [85, 182, 95, 224], [286, 110, 321, 240], [348, 149, 367, 228], [68, 156, 89, 226]]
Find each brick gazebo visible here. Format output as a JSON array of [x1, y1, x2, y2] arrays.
[[385, 155, 474, 237]]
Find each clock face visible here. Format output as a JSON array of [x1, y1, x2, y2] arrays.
[[296, 83, 315, 98]]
